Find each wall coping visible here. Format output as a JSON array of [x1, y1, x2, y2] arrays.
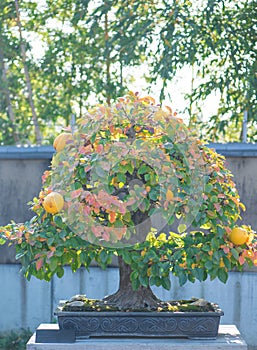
[[0, 146, 54, 159], [0, 143, 257, 159], [208, 143, 257, 157]]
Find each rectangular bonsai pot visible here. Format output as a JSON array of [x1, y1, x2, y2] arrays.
[[54, 306, 224, 339]]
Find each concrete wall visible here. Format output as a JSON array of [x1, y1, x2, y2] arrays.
[[1, 265, 257, 348], [226, 157, 257, 228], [1, 145, 257, 347], [0, 155, 50, 263]]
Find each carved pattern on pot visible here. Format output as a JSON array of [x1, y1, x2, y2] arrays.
[[56, 310, 223, 339]]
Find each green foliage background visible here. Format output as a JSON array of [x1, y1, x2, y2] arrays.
[[0, 0, 256, 144]]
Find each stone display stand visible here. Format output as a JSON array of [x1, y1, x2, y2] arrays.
[[27, 325, 247, 350]]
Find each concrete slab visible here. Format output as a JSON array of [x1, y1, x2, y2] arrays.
[[27, 325, 247, 350]]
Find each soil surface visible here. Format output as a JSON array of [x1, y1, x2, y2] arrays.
[[61, 295, 218, 313]]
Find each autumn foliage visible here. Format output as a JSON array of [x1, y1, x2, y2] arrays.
[[0, 92, 256, 290]]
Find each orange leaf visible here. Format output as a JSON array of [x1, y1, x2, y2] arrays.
[[71, 189, 83, 199], [96, 144, 104, 153], [113, 228, 125, 240], [79, 145, 93, 154], [109, 125, 115, 133], [214, 203, 221, 212], [92, 226, 102, 237], [37, 237, 47, 242], [109, 212, 117, 224], [224, 226, 231, 234], [238, 255, 245, 265], [36, 258, 44, 271], [102, 230, 110, 242], [223, 246, 230, 254], [145, 186, 151, 193], [166, 189, 174, 201]]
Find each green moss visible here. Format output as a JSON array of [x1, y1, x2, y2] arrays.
[[62, 297, 216, 313]]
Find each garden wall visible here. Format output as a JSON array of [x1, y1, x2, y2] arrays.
[[1, 144, 257, 348]]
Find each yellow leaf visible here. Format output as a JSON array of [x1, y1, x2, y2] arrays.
[[166, 189, 174, 201]]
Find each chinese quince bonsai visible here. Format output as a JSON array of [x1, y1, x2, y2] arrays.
[[1, 92, 257, 312]]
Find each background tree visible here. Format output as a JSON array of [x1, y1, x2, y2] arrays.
[[15, 0, 42, 144], [0, 1, 20, 144], [152, 0, 257, 141], [0, 0, 256, 144]]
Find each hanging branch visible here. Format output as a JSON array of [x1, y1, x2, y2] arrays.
[[14, 0, 42, 144], [0, 44, 20, 144]]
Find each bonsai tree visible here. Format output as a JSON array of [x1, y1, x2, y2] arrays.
[[1, 92, 257, 310]]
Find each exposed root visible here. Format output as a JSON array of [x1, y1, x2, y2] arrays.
[[103, 285, 160, 310]]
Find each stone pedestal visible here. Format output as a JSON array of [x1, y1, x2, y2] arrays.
[[27, 325, 247, 350]]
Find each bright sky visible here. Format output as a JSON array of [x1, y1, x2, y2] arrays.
[[27, 1, 219, 125], [126, 65, 219, 124]]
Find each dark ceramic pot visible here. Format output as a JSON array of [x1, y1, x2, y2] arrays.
[[55, 303, 223, 340]]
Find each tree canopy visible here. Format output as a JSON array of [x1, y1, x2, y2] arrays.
[[1, 93, 256, 292]]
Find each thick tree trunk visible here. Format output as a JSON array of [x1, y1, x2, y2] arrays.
[[103, 256, 160, 310]]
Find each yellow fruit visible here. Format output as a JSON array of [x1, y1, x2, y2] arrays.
[[43, 192, 64, 214], [229, 227, 249, 245], [53, 132, 72, 152]]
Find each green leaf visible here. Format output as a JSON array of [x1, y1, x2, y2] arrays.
[[231, 248, 239, 260], [149, 276, 162, 287], [59, 230, 67, 239], [16, 251, 26, 260], [122, 250, 132, 264], [205, 184, 213, 193], [62, 252, 71, 265], [167, 215, 174, 225], [49, 257, 58, 271], [56, 266, 64, 278], [147, 250, 158, 261], [218, 268, 228, 283], [0, 237, 6, 245], [187, 273, 195, 283], [149, 189, 158, 201], [139, 274, 149, 287], [204, 260, 213, 270], [130, 270, 139, 281], [223, 256, 232, 270], [130, 270, 140, 290], [54, 216, 64, 228], [138, 164, 149, 175], [211, 237, 220, 250], [95, 166, 107, 178], [126, 162, 134, 175], [178, 272, 187, 286], [99, 250, 108, 264], [132, 277, 140, 291], [161, 277, 171, 290], [178, 224, 187, 233], [117, 172, 126, 183], [150, 264, 159, 276], [193, 268, 205, 281], [210, 195, 218, 203]]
